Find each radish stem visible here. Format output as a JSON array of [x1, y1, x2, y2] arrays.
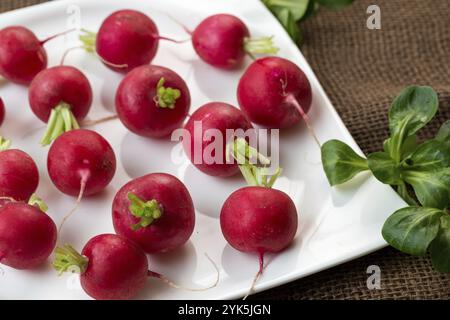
[[40, 103, 80, 146], [154, 77, 181, 109], [0, 136, 11, 151], [28, 194, 48, 212], [228, 137, 282, 188], [244, 36, 279, 55], [53, 244, 89, 275], [127, 192, 163, 230]]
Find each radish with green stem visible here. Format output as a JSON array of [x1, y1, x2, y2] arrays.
[[29, 66, 93, 146], [115, 65, 190, 138], [0, 195, 56, 270], [0, 26, 73, 85], [47, 129, 116, 230], [112, 173, 195, 253], [237, 56, 318, 145], [191, 14, 279, 69], [0, 137, 39, 202], [79, 10, 184, 73], [53, 234, 219, 300], [220, 138, 298, 299], [183, 102, 253, 177]]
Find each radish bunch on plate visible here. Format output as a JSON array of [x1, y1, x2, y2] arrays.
[[0, 7, 318, 300]]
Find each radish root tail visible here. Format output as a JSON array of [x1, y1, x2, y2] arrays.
[[81, 114, 119, 127], [95, 51, 128, 69], [40, 28, 76, 46], [163, 13, 193, 35], [58, 177, 87, 235], [285, 94, 321, 148], [148, 253, 220, 292], [155, 35, 191, 44], [60, 46, 83, 65], [62, 44, 128, 70], [0, 196, 17, 203], [243, 251, 265, 300]]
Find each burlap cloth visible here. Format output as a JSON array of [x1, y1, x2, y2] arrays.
[[1, 0, 449, 299]]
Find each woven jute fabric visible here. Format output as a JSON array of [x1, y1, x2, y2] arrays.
[[1, 0, 449, 299]]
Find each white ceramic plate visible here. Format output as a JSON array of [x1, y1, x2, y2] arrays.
[[0, 0, 406, 300]]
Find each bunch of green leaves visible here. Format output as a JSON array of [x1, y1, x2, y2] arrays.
[[321, 85, 450, 272], [262, 0, 353, 44]]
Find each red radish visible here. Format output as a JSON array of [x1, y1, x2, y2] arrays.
[[220, 138, 297, 298], [54, 234, 219, 300], [115, 65, 190, 138], [0, 196, 57, 269], [221, 187, 297, 295], [237, 57, 318, 143], [0, 26, 73, 85], [221, 187, 297, 255], [112, 173, 195, 254], [47, 129, 116, 231], [0, 98, 4, 126], [54, 234, 148, 300], [0, 26, 46, 85], [0, 138, 39, 202], [80, 10, 183, 73], [183, 102, 253, 177], [29, 66, 93, 146], [47, 129, 116, 197], [192, 14, 278, 69]]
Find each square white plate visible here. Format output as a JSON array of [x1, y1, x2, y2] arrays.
[[0, 0, 406, 299]]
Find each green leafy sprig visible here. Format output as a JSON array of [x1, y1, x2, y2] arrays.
[[262, 0, 354, 44], [321, 85, 450, 272]]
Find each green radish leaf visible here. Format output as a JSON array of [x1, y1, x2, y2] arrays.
[[403, 140, 450, 171], [384, 134, 419, 160], [382, 206, 444, 256], [403, 169, 450, 209], [399, 134, 418, 159], [367, 151, 402, 185], [397, 182, 418, 206], [263, 0, 310, 21], [321, 139, 368, 186], [387, 86, 438, 162], [429, 215, 450, 273], [300, 0, 319, 21], [401, 140, 450, 209], [436, 120, 450, 143], [272, 7, 302, 43], [316, 0, 353, 10]]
